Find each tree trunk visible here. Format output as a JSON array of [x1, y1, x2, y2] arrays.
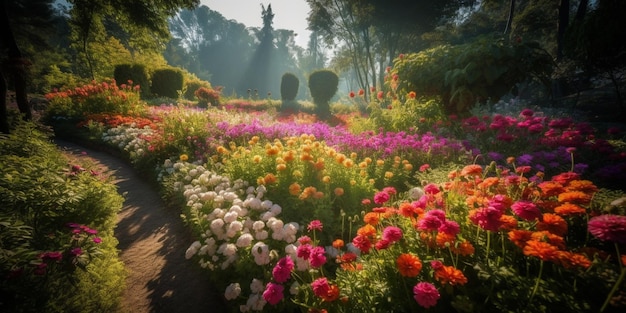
[[557, 0, 570, 61], [1, 0, 32, 122], [0, 71, 9, 134]]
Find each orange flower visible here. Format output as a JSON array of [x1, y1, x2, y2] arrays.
[[289, 182, 301, 196], [531, 231, 566, 249], [536, 213, 568, 236], [436, 232, 456, 248], [499, 214, 518, 230], [396, 253, 422, 277], [263, 173, 277, 185], [478, 177, 500, 189], [523, 240, 559, 262], [363, 212, 380, 225], [332, 239, 344, 249], [434, 265, 468, 286], [460, 164, 483, 177], [553, 203, 586, 215], [334, 187, 344, 196], [321, 284, 340, 302], [357, 224, 377, 238], [538, 181, 565, 197], [556, 251, 591, 269], [565, 180, 598, 193], [557, 191, 591, 204], [399, 202, 418, 217], [451, 240, 475, 256], [508, 230, 533, 248], [407, 91, 416, 99]]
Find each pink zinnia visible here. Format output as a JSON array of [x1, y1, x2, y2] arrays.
[[373, 191, 390, 204], [470, 206, 503, 232], [413, 282, 440, 308], [511, 201, 542, 221], [438, 220, 460, 236], [588, 214, 626, 244], [375, 239, 391, 250], [423, 183, 440, 195], [307, 220, 323, 232], [382, 226, 403, 243], [296, 244, 312, 260], [262, 282, 284, 305], [272, 256, 294, 283], [311, 277, 330, 298], [309, 246, 327, 267], [352, 234, 372, 254]]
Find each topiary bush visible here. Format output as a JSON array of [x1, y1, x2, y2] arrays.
[[183, 74, 212, 101], [113, 63, 150, 98], [280, 72, 300, 112], [308, 69, 338, 119], [150, 68, 184, 99]]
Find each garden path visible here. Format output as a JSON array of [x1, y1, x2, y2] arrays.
[[55, 140, 226, 313]]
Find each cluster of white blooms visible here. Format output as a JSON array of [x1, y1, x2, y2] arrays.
[[101, 126, 153, 158], [160, 158, 301, 272], [238, 278, 267, 312]]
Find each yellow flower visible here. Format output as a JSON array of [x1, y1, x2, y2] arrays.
[[376, 159, 385, 166], [179, 154, 189, 162], [289, 182, 301, 196], [276, 164, 287, 171], [253, 155, 262, 163], [322, 176, 331, 183], [385, 171, 394, 179]]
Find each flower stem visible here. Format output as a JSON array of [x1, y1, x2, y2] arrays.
[[529, 260, 544, 302], [601, 267, 625, 312]]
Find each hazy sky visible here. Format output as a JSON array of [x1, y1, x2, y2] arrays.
[[201, 0, 311, 47]]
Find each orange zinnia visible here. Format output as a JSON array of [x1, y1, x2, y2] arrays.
[[523, 240, 559, 262], [460, 164, 483, 177], [565, 180, 598, 193], [556, 251, 591, 269], [536, 213, 568, 236], [557, 191, 591, 204], [434, 265, 468, 286], [499, 214, 518, 230], [531, 231, 566, 249], [553, 203, 587, 215], [396, 253, 422, 277], [436, 232, 456, 248], [452, 240, 475, 256], [508, 230, 533, 248], [538, 181, 565, 197], [363, 212, 380, 225], [357, 224, 377, 238]]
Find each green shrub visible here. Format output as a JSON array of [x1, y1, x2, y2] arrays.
[[194, 87, 221, 107], [183, 75, 212, 101], [308, 69, 338, 119], [150, 68, 184, 99], [0, 122, 125, 312], [392, 37, 553, 115], [113, 63, 150, 98]]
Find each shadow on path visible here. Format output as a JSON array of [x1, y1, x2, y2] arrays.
[[55, 140, 227, 313]]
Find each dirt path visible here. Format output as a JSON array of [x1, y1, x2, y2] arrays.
[[55, 140, 227, 313]]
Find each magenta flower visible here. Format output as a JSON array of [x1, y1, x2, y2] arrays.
[[93, 237, 102, 244], [413, 282, 440, 308], [40, 251, 63, 261], [262, 282, 284, 305], [307, 220, 323, 232], [296, 244, 312, 260], [70, 247, 83, 256], [272, 256, 294, 283], [309, 246, 327, 267], [373, 191, 390, 204], [470, 206, 503, 232], [311, 277, 330, 298], [438, 220, 460, 236], [588, 214, 626, 244], [375, 239, 392, 250], [382, 226, 403, 243], [511, 200, 542, 221], [423, 183, 440, 195]]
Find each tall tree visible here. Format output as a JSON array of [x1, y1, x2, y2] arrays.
[[239, 4, 276, 96], [1, 0, 56, 132]]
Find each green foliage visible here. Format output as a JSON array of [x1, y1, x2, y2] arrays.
[[308, 69, 339, 119], [183, 74, 212, 101], [392, 37, 553, 115], [0, 121, 125, 312], [150, 68, 184, 99], [113, 63, 151, 98]]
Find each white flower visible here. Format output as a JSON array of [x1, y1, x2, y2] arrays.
[[254, 230, 268, 240], [284, 244, 297, 255], [250, 278, 264, 293], [251, 242, 270, 265], [236, 233, 254, 247], [270, 204, 282, 215], [409, 187, 425, 200], [218, 243, 237, 257], [267, 218, 283, 231], [224, 283, 241, 300], [261, 200, 273, 209], [260, 212, 275, 221], [210, 219, 225, 234], [246, 198, 262, 210], [227, 221, 243, 234], [247, 293, 266, 311], [185, 241, 201, 259], [283, 222, 299, 235], [271, 228, 284, 241], [256, 185, 267, 194], [224, 211, 239, 223], [252, 220, 265, 231]]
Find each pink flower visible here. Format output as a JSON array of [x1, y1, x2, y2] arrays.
[[373, 191, 390, 204], [311, 277, 330, 298], [469, 206, 503, 232], [375, 239, 391, 250], [70, 247, 83, 256], [413, 282, 440, 308], [511, 201, 542, 221], [423, 183, 440, 194], [588, 214, 626, 244], [307, 220, 323, 232], [296, 244, 312, 260], [382, 187, 397, 195], [272, 256, 294, 283], [41, 251, 63, 261], [93, 237, 102, 244], [382, 226, 403, 243], [309, 246, 327, 267], [438, 220, 460, 236], [419, 164, 430, 172], [262, 282, 284, 305], [298, 236, 312, 245]]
